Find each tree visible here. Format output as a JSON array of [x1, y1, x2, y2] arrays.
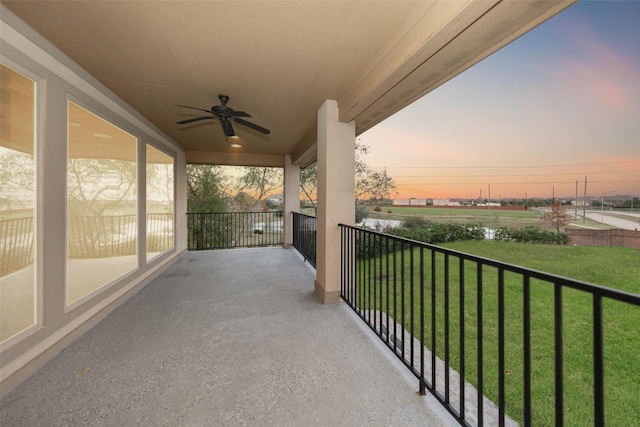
[[355, 140, 397, 204], [297, 140, 398, 209], [623, 197, 639, 209], [0, 148, 35, 210], [236, 167, 283, 211], [300, 163, 318, 210], [187, 164, 229, 213], [543, 202, 570, 234], [67, 158, 136, 216]]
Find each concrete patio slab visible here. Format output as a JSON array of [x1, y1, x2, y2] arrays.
[[1, 248, 456, 426]]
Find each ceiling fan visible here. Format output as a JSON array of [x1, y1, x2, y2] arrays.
[[176, 94, 270, 138]]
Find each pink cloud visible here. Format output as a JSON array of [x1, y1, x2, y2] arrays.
[[553, 21, 639, 114]]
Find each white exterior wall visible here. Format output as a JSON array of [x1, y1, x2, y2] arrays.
[[0, 7, 187, 397]]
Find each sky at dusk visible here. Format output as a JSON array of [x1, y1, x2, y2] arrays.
[[359, 0, 640, 200]]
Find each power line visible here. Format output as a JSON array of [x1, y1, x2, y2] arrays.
[[371, 160, 640, 170], [398, 179, 640, 186], [393, 170, 638, 178]]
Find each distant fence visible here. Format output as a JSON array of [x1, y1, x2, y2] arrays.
[[186, 212, 283, 250], [565, 228, 640, 250]]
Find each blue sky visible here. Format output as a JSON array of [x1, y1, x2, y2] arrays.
[[360, 0, 640, 200]]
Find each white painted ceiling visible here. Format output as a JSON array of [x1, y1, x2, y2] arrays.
[[2, 0, 575, 167]]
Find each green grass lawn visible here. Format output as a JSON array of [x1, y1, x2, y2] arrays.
[[367, 206, 617, 230], [354, 240, 639, 426]]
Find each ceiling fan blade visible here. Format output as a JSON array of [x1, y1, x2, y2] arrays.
[[234, 118, 270, 134], [220, 119, 235, 137], [176, 116, 213, 125], [228, 110, 252, 118], [176, 104, 211, 114]]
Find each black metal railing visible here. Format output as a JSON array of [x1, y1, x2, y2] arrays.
[[187, 211, 283, 250], [67, 215, 137, 258], [339, 224, 640, 427], [2, 214, 174, 275], [292, 212, 316, 267], [0, 217, 34, 276]]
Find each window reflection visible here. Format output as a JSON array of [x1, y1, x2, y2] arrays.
[[0, 64, 37, 343], [67, 101, 137, 305], [146, 144, 174, 261]]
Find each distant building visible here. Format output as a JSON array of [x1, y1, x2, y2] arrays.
[[432, 198, 461, 206], [571, 198, 591, 207], [393, 198, 429, 206], [393, 198, 462, 206]]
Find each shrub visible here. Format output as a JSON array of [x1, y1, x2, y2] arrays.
[[494, 226, 569, 244], [389, 221, 485, 244], [355, 204, 369, 224], [356, 221, 485, 260], [402, 216, 428, 228]]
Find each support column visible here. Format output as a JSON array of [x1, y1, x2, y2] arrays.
[[283, 155, 300, 248], [315, 100, 355, 304]]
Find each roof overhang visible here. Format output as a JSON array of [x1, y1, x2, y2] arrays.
[[1, 0, 576, 168]]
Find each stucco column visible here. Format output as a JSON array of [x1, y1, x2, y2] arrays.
[[315, 100, 355, 304], [283, 155, 300, 248]]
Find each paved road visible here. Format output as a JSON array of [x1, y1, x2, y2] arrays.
[[582, 211, 640, 230]]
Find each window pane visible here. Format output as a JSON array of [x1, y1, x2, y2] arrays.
[[67, 101, 137, 305], [146, 144, 174, 261], [0, 64, 37, 343]]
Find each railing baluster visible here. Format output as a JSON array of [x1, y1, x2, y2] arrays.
[[367, 231, 371, 326], [386, 236, 390, 347], [431, 250, 437, 389], [393, 239, 398, 353], [410, 245, 415, 369], [420, 246, 425, 395], [445, 253, 450, 404], [459, 257, 466, 422], [554, 283, 564, 427], [523, 275, 532, 427], [477, 262, 484, 427], [401, 241, 405, 358], [498, 268, 505, 427], [593, 294, 604, 427]]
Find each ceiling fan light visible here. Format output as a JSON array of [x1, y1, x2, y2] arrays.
[[229, 142, 242, 148], [228, 134, 239, 140]]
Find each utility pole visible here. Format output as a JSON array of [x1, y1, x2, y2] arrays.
[[583, 176, 587, 223], [575, 180, 578, 220]]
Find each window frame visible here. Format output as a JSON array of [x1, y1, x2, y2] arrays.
[[0, 58, 44, 348], [64, 97, 140, 311]]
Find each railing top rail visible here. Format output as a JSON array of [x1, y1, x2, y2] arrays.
[[339, 223, 640, 306], [186, 211, 282, 215], [292, 212, 316, 219]]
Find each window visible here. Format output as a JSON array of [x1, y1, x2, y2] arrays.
[[0, 64, 37, 343], [146, 144, 174, 261], [67, 101, 137, 305]]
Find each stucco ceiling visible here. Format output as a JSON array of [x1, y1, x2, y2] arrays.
[[2, 0, 575, 167]]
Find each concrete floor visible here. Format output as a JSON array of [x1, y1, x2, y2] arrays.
[[1, 248, 456, 426]]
